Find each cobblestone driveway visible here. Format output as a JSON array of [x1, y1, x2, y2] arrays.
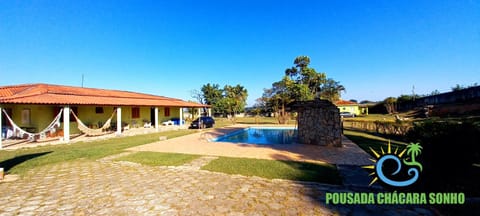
[[0, 157, 434, 215]]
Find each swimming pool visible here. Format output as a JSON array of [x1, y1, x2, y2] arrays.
[[213, 127, 298, 145]]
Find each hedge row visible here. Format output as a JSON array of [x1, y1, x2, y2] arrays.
[[406, 120, 480, 195], [342, 120, 413, 135]]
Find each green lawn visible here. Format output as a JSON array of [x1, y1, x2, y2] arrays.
[[115, 151, 341, 184], [201, 157, 341, 184], [343, 129, 408, 157], [0, 130, 196, 175], [115, 151, 200, 166], [212, 118, 236, 128]]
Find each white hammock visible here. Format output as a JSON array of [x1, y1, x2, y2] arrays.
[[70, 110, 115, 136], [2, 108, 63, 141]]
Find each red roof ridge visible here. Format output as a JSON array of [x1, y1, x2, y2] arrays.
[[335, 100, 358, 105], [0, 83, 208, 107], [56, 84, 181, 100], [1, 83, 176, 100], [0, 83, 40, 89], [0, 83, 48, 99]]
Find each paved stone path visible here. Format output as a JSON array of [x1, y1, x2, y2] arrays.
[[0, 155, 435, 216], [336, 165, 383, 190], [177, 156, 219, 170], [97, 151, 136, 163]]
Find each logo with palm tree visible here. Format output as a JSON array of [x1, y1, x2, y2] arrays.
[[363, 142, 423, 187], [403, 143, 423, 171]]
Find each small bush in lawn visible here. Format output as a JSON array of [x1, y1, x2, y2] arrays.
[[406, 120, 480, 195]]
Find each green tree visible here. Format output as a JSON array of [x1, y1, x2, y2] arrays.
[[262, 77, 295, 123], [194, 83, 248, 119], [360, 100, 374, 104], [383, 97, 397, 114], [285, 56, 327, 98], [252, 97, 269, 117], [222, 84, 248, 121], [201, 83, 223, 114], [397, 94, 423, 104], [284, 56, 345, 102], [430, 90, 440, 96], [251, 98, 266, 124], [451, 83, 477, 92], [319, 78, 345, 102], [260, 55, 346, 123], [396, 94, 414, 104], [451, 84, 465, 91]]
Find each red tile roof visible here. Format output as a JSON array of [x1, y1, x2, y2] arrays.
[[0, 83, 208, 107], [335, 100, 358, 106]]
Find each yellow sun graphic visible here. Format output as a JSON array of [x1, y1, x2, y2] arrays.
[[362, 140, 407, 186]]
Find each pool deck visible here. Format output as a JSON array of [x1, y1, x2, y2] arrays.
[[128, 124, 373, 165]]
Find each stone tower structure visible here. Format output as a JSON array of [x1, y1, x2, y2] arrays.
[[290, 99, 342, 147]]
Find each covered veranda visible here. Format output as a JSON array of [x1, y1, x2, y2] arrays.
[[0, 83, 209, 149]]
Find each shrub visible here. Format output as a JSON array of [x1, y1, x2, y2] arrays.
[[406, 120, 480, 194], [373, 120, 412, 135], [343, 120, 412, 135]]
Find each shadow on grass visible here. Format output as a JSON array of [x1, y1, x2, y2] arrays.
[[230, 139, 372, 166], [343, 130, 407, 158], [271, 155, 342, 185], [343, 127, 409, 142], [0, 152, 52, 172]]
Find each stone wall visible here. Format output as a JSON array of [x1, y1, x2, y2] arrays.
[[292, 99, 342, 147]]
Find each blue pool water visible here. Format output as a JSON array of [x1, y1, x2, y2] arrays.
[[213, 127, 298, 145]]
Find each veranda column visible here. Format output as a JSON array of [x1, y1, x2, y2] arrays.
[[198, 108, 202, 117], [154, 107, 159, 131], [116, 107, 122, 135], [0, 106, 2, 181], [179, 108, 183, 126], [0, 107, 3, 149], [208, 107, 211, 117], [63, 106, 70, 143]]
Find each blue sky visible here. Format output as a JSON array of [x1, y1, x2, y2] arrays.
[[1, 1, 479, 105]]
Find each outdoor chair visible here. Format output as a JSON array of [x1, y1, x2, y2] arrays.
[[162, 120, 174, 126], [123, 122, 130, 131]]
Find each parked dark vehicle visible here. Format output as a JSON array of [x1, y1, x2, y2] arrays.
[[340, 112, 355, 118], [189, 116, 215, 129]]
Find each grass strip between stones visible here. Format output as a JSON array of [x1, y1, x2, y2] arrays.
[[117, 151, 341, 184], [201, 157, 341, 185], [115, 151, 201, 166]]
